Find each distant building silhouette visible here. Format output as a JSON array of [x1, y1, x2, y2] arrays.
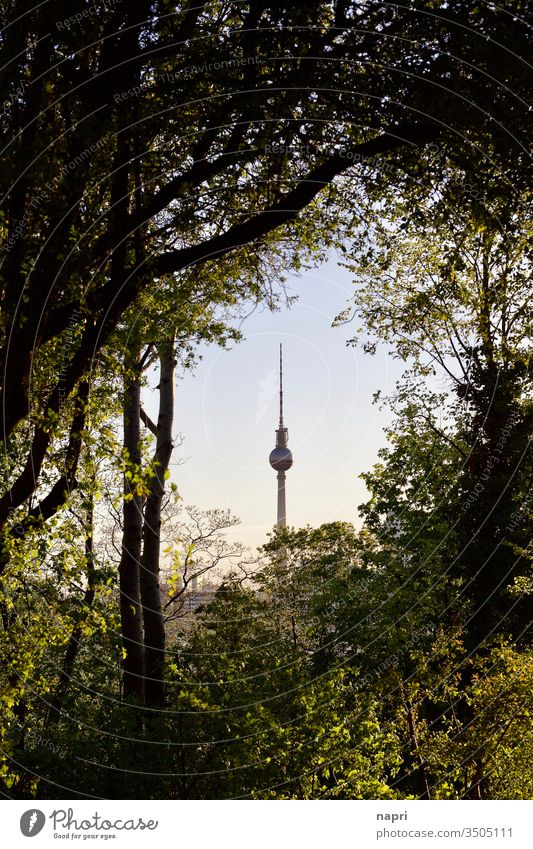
[[162, 578, 218, 634]]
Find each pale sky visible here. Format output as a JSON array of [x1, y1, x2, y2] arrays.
[[144, 252, 404, 552]]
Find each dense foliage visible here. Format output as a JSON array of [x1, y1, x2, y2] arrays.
[[0, 1, 530, 799]]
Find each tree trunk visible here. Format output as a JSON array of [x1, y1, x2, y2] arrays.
[[119, 355, 145, 702], [140, 340, 176, 707]]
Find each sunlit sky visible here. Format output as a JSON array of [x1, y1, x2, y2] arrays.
[[143, 252, 404, 552]]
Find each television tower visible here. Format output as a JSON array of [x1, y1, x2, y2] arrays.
[[269, 344, 293, 527]]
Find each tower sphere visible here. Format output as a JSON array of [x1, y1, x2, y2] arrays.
[[269, 446, 293, 472]]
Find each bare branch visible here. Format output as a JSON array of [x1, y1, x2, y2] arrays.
[[140, 405, 158, 436]]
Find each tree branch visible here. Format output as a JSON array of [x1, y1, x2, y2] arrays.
[[154, 122, 438, 277], [2, 380, 90, 535], [140, 405, 158, 436]]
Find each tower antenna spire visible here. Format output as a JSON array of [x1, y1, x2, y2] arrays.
[[279, 343, 284, 426]]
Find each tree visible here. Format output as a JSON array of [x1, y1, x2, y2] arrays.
[[1, 1, 531, 800], [167, 565, 401, 799], [115, 262, 262, 705], [338, 185, 532, 645], [139, 338, 176, 707], [1, 0, 529, 539], [119, 343, 146, 703]]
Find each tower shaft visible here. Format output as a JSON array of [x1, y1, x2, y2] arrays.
[[277, 471, 287, 527]]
